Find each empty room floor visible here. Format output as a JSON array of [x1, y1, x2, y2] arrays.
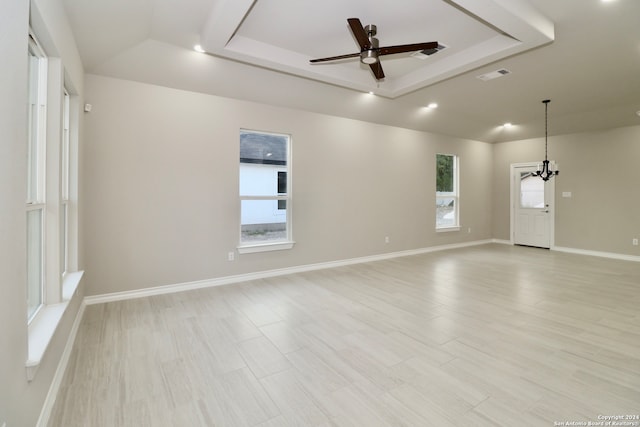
[[49, 244, 640, 426]]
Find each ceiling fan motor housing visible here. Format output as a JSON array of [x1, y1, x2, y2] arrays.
[[361, 25, 379, 64]]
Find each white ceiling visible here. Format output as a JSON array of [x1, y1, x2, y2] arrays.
[[200, 0, 553, 98], [62, 0, 640, 142]]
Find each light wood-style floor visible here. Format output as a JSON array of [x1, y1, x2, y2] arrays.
[[49, 244, 640, 426]]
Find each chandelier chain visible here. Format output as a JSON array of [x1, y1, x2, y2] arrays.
[[544, 100, 548, 160]]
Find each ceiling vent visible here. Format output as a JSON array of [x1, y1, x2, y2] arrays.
[[411, 44, 448, 59], [477, 68, 511, 81]]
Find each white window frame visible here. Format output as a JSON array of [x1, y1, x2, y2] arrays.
[[61, 89, 70, 279], [435, 153, 460, 231], [26, 34, 48, 323], [25, 30, 83, 381], [238, 129, 294, 254]]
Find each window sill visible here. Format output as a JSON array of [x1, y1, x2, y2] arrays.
[[436, 226, 460, 233], [62, 271, 83, 300], [26, 270, 83, 381], [237, 241, 295, 254]]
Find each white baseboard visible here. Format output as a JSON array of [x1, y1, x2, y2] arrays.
[[36, 300, 86, 427], [552, 246, 640, 263], [491, 239, 512, 245], [490, 239, 640, 263], [84, 239, 494, 305]]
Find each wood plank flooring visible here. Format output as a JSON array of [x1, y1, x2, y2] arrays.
[[49, 244, 640, 426]]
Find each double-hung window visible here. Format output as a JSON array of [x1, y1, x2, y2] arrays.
[[436, 153, 459, 230], [238, 129, 293, 253], [25, 30, 82, 380], [26, 36, 47, 321]]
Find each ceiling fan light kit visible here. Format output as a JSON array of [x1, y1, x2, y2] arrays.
[[310, 18, 438, 81], [360, 27, 379, 64], [360, 51, 378, 64]]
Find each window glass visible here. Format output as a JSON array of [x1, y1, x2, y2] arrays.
[[62, 90, 70, 201], [436, 154, 454, 193], [436, 154, 459, 229], [27, 44, 45, 204], [239, 130, 290, 245], [436, 197, 456, 228], [520, 172, 545, 208], [27, 209, 43, 320], [240, 199, 287, 243]]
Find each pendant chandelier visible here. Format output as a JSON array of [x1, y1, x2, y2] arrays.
[[533, 99, 559, 181]]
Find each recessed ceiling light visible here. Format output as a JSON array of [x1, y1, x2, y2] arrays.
[[368, 91, 375, 95], [427, 103, 438, 109], [194, 44, 205, 53], [503, 122, 513, 128]]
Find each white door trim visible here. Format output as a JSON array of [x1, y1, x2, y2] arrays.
[[510, 162, 555, 248]]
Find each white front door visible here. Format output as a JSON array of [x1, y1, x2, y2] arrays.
[[512, 164, 554, 248]]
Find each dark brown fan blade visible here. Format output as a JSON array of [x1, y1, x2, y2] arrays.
[[378, 42, 438, 56], [310, 52, 361, 63], [369, 61, 385, 80], [347, 18, 371, 50]]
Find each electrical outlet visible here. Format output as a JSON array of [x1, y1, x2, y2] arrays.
[[384, 236, 390, 244], [228, 251, 235, 261], [633, 238, 638, 246]]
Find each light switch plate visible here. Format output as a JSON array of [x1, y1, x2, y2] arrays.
[[562, 191, 572, 198]]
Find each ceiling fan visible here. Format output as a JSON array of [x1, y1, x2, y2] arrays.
[[309, 18, 438, 80]]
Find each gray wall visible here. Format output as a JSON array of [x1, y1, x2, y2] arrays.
[[0, 0, 85, 425], [493, 125, 640, 256], [0, 1, 30, 425], [82, 74, 494, 296]]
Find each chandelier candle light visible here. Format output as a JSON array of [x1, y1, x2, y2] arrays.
[[534, 99, 559, 181]]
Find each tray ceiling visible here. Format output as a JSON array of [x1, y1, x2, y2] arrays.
[[200, 0, 553, 98]]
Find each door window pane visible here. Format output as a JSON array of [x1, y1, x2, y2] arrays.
[[520, 172, 544, 208]]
